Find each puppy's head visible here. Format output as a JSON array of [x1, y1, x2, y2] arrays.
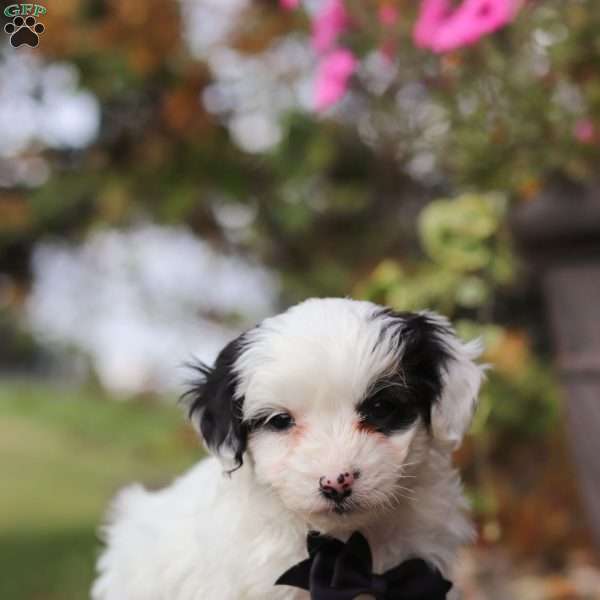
[[185, 298, 483, 529]]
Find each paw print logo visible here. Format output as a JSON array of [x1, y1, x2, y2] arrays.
[[4, 15, 45, 48]]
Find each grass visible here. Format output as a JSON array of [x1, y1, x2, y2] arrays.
[[0, 380, 201, 600]]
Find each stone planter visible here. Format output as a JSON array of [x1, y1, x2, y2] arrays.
[[513, 178, 600, 550]]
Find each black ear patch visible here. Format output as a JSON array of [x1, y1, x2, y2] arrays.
[[183, 334, 249, 471], [373, 310, 455, 428]]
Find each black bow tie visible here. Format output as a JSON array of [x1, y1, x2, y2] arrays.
[[275, 531, 452, 600]]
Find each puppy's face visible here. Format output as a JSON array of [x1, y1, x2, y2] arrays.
[[244, 371, 428, 529], [187, 299, 482, 530]]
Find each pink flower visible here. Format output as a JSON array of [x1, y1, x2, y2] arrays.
[[414, 0, 520, 53], [574, 119, 597, 144], [379, 3, 399, 27], [311, 0, 350, 54], [314, 48, 357, 111], [279, 0, 300, 10], [414, 0, 451, 48]]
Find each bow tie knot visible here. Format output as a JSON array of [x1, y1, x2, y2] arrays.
[[275, 531, 452, 600]]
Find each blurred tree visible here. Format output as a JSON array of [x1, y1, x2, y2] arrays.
[[0, 0, 591, 388], [2, 1, 600, 299], [0, 2, 429, 316]]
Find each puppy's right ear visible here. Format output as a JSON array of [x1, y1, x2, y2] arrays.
[[182, 334, 249, 471]]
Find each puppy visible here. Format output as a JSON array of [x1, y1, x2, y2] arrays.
[[92, 298, 483, 600]]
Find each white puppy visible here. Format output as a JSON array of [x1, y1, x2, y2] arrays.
[[92, 298, 483, 600]]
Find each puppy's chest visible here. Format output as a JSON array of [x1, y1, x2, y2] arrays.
[[235, 530, 309, 599]]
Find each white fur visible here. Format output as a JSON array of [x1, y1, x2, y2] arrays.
[[93, 298, 484, 600]]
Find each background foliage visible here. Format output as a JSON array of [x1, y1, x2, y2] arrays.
[[1, 1, 600, 598]]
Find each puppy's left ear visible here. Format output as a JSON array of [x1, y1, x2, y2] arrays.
[[394, 311, 484, 447], [183, 334, 249, 471], [419, 313, 485, 447]]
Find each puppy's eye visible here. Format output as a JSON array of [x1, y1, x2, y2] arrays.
[[365, 398, 396, 419], [265, 413, 295, 432], [359, 396, 397, 421], [357, 388, 419, 433]]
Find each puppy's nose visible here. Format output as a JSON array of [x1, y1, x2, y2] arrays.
[[319, 471, 359, 502]]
